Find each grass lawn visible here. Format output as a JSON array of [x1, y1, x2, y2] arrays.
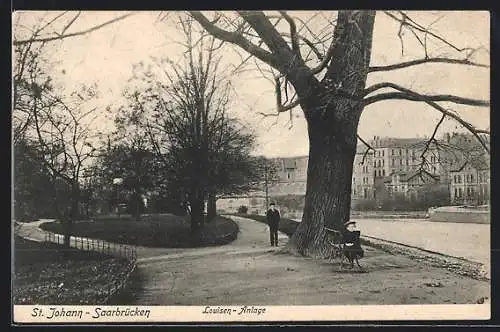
[[13, 236, 133, 305], [231, 213, 299, 237], [40, 214, 238, 248]]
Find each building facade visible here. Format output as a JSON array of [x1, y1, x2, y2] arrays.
[[219, 134, 490, 214], [449, 161, 490, 205], [269, 136, 446, 200]]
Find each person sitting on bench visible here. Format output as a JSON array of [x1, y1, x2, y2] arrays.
[[341, 220, 364, 268]]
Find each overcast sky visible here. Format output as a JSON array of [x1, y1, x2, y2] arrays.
[[13, 11, 490, 157]]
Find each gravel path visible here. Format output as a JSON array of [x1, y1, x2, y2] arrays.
[[15, 217, 490, 306]]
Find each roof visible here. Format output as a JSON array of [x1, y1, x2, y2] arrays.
[[371, 137, 428, 149], [451, 157, 490, 172]]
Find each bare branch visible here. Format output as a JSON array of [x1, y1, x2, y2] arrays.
[[419, 114, 446, 160], [363, 82, 490, 107], [369, 57, 488, 72], [60, 11, 82, 36], [189, 11, 280, 69], [357, 134, 374, 165], [310, 40, 335, 75], [13, 12, 135, 45], [279, 11, 301, 58], [384, 11, 466, 53]]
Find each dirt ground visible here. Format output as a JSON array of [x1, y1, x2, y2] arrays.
[[121, 216, 489, 305]]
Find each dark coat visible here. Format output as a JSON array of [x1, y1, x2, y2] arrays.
[[266, 209, 280, 229], [342, 229, 364, 259]]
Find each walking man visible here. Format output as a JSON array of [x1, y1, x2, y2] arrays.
[[266, 202, 280, 247]]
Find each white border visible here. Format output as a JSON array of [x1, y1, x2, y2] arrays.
[[13, 304, 491, 323]]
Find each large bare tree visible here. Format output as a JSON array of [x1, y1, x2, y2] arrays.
[[119, 18, 262, 234], [187, 10, 490, 257]]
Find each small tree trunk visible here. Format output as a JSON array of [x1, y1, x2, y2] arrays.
[[189, 187, 204, 236], [64, 183, 80, 248], [206, 189, 216, 222], [133, 190, 142, 221]]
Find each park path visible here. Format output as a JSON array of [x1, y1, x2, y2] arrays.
[[14, 216, 490, 305], [14, 216, 289, 260]]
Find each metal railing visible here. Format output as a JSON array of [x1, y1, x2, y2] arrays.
[[42, 231, 137, 304], [43, 231, 137, 261]]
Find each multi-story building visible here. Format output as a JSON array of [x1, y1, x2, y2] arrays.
[[352, 149, 375, 200], [449, 158, 490, 205], [370, 136, 442, 180], [235, 134, 489, 211]]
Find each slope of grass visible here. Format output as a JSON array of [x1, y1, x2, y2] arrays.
[[13, 236, 132, 305], [40, 214, 238, 248]]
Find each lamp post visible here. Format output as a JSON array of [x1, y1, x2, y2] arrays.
[[112, 177, 123, 215]]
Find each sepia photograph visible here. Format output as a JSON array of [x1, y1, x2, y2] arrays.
[[12, 10, 490, 324]]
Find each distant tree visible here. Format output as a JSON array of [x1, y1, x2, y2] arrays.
[[13, 12, 112, 247], [13, 138, 68, 221], [119, 18, 263, 234], [97, 135, 159, 221]]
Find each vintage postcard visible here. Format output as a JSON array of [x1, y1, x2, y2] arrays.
[[12, 10, 490, 324]]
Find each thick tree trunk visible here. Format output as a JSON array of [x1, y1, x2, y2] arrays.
[[284, 11, 376, 258], [286, 112, 359, 257]]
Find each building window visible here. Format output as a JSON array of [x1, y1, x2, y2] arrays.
[[458, 188, 463, 197], [287, 173, 291, 179], [382, 169, 386, 176], [399, 149, 402, 155], [363, 188, 368, 199], [382, 159, 385, 166], [406, 159, 409, 165], [392, 159, 395, 166], [454, 188, 458, 198], [470, 174, 474, 183], [392, 149, 394, 155], [382, 150, 385, 157], [406, 149, 408, 155], [400, 159, 403, 165]]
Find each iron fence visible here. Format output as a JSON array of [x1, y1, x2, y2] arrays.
[[42, 231, 137, 304]]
